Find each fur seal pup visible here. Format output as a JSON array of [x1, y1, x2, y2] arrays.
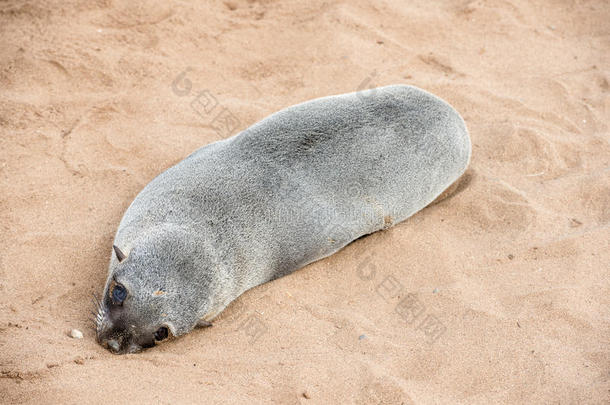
[[95, 85, 471, 353]]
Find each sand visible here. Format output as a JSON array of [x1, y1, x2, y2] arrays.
[[1, 0, 608, 403]]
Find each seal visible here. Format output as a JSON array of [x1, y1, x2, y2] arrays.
[[94, 85, 471, 353]]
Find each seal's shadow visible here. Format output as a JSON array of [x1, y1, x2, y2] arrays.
[[429, 170, 473, 207]]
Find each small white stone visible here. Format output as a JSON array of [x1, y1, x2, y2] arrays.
[[70, 329, 83, 339]]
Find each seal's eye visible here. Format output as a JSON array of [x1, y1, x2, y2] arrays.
[[111, 284, 127, 304], [154, 327, 169, 341]]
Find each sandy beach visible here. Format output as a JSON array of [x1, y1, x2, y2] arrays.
[[1, 0, 609, 403]]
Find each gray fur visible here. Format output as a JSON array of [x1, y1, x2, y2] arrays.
[[95, 85, 471, 353]]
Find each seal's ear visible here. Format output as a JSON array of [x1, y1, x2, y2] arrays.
[[196, 319, 212, 328], [113, 245, 126, 262]]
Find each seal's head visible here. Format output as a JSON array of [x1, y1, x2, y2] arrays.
[[95, 237, 214, 354]]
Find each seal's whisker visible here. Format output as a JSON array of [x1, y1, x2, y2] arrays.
[[91, 300, 100, 320], [91, 292, 102, 310], [90, 292, 107, 333]]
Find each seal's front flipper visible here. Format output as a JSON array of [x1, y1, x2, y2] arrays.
[[196, 319, 212, 328]]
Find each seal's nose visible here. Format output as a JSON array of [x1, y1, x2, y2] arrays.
[[107, 339, 120, 353]]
